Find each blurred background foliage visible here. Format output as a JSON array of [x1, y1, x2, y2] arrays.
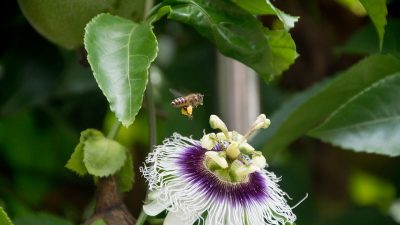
[[0, 0, 399, 225]]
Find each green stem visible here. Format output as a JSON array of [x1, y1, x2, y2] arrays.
[[135, 210, 148, 225], [135, 2, 156, 225], [107, 120, 122, 139], [145, 0, 155, 17]]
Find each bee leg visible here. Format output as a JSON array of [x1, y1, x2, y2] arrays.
[[180, 105, 193, 119], [186, 105, 193, 118], [180, 106, 190, 117]]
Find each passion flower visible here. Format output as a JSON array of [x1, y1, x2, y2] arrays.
[[140, 114, 300, 225]]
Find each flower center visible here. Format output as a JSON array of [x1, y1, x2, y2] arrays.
[[177, 144, 268, 206], [203, 155, 251, 183]]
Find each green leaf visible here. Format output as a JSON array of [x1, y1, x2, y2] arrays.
[[17, 0, 145, 49], [164, 0, 297, 81], [14, 213, 73, 225], [251, 55, 400, 156], [337, 19, 400, 58], [91, 219, 107, 225], [359, 0, 387, 50], [115, 152, 134, 192], [65, 129, 103, 175], [85, 13, 158, 127], [231, 0, 299, 30], [309, 73, 400, 156], [83, 135, 127, 177], [0, 207, 13, 225], [265, 29, 298, 74]]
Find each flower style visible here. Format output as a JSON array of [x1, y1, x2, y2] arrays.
[[140, 114, 298, 225]]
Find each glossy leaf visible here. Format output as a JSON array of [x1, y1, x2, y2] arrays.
[[359, 0, 387, 50], [232, 0, 299, 30], [17, 0, 145, 49], [251, 55, 400, 156], [85, 13, 158, 127], [337, 19, 400, 58], [65, 129, 103, 175], [0, 207, 13, 225], [165, 0, 297, 81], [309, 73, 400, 156], [115, 152, 134, 192], [83, 135, 127, 177]]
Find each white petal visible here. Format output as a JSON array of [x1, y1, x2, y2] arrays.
[[143, 200, 168, 216], [164, 211, 196, 225]]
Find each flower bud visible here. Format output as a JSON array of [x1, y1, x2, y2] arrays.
[[252, 114, 271, 130], [200, 133, 217, 150], [216, 132, 228, 141], [231, 163, 260, 181], [205, 151, 228, 169], [209, 115, 229, 138], [239, 142, 255, 154], [226, 142, 240, 159], [230, 131, 244, 142], [252, 155, 267, 169]]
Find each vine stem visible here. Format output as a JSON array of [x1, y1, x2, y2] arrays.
[[134, 58, 155, 225], [145, 0, 155, 17], [135, 209, 148, 225], [135, 1, 156, 224]]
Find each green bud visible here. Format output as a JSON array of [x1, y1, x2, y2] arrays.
[[205, 151, 228, 169], [252, 114, 271, 130], [239, 143, 255, 154], [200, 133, 217, 150], [209, 115, 229, 138], [226, 142, 240, 159], [252, 155, 267, 169]]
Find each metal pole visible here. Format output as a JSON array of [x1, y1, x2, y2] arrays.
[[217, 53, 260, 134]]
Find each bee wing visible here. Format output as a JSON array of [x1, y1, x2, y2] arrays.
[[169, 88, 185, 98]]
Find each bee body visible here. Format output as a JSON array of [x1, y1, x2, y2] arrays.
[[171, 93, 204, 108], [171, 97, 188, 107], [170, 93, 204, 118]]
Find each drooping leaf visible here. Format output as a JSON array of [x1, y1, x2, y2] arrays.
[[17, 0, 145, 49], [65, 129, 103, 175], [83, 135, 127, 177], [14, 213, 73, 225], [231, 0, 299, 30], [0, 207, 13, 225], [336, 19, 400, 58], [251, 55, 400, 156], [359, 0, 387, 50], [164, 0, 297, 82], [85, 13, 158, 127], [115, 152, 134, 192], [309, 73, 400, 156]]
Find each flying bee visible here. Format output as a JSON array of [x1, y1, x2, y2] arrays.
[[170, 90, 204, 119]]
